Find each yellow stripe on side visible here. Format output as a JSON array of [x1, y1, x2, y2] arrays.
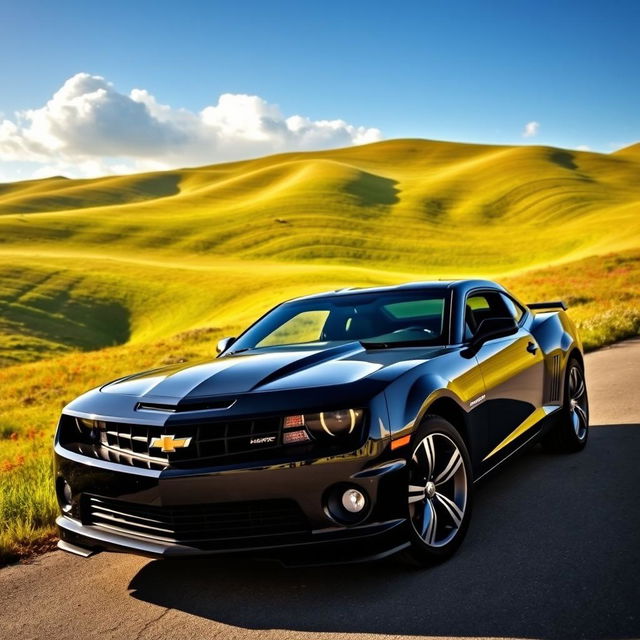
[[483, 406, 549, 461]]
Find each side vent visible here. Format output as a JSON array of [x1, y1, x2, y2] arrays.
[[548, 355, 561, 402]]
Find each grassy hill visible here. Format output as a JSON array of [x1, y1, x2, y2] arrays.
[[1, 137, 640, 563], [2, 140, 640, 269], [1, 138, 639, 366], [613, 142, 640, 158]]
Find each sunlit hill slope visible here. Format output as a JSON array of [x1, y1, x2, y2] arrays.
[[0, 138, 639, 367]]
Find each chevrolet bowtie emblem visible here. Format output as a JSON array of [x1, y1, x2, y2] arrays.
[[149, 434, 192, 453]]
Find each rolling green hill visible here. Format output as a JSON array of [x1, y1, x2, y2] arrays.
[[2, 140, 640, 269], [613, 142, 640, 158], [1, 138, 639, 366]]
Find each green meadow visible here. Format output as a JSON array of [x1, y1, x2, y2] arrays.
[[1, 138, 639, 564]]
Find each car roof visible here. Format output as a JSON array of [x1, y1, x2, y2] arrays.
[[288, 279, 504, 303]]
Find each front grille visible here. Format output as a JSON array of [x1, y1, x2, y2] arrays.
[[83, 495, 310, 547], [94, 416, 282, 469], [59, 411, 365, 470]]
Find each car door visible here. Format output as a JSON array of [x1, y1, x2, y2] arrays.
[[465, 290, 545, 467]]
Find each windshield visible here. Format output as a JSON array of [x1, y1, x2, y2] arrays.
[[229, 289, 450, 352]]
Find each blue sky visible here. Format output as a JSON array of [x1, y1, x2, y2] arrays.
[[0, 0, 638, 180]]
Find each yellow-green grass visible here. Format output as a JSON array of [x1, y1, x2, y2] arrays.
[[1, 137, 640, 564], [1, 140, 639, 275]]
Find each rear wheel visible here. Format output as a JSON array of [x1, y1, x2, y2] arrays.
[[400, 416, 473, 567], [542, 357, 589, 453]]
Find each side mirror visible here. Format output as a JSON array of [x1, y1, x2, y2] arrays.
[[470, 317, 518, 350], [216, 336, 236, 354]]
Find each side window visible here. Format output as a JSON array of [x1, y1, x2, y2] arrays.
[[256, 310, 330, 347], [500, 293, 525, 324], [464, 295, 487, 340], [464, 291, 513, 341]]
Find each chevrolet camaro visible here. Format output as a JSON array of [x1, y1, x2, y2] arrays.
[[54, 280, 589, 566]]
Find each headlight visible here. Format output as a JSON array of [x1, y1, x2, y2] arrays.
[[284, 409, 364, 442]]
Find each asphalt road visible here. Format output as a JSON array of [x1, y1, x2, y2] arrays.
[[2, 339, 639, 640]]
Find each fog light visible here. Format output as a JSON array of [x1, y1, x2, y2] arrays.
[[342, 488, 366, 513], [325, 484, 370, 525]]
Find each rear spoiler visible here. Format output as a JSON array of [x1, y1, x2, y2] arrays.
[[527, 300, 567, 311]]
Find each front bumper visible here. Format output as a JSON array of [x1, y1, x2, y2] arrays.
[[57, 514, 409, 565], [54, 441, 410, 565]]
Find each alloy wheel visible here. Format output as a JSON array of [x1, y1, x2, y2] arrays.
[[408, 432, 468, 548], [568, 365, 588, 440]]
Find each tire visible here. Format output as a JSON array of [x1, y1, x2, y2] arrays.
[[542, 356, 589, 453], [400, 415, 473, 567]]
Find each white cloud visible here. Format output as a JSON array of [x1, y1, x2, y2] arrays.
[[0, 73, 383, 180], [522, 121, 540, 138], [575, 145, 591, 151]]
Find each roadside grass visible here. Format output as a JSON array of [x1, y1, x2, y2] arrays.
[[1, 249, 639, 566], [0, 435, 58, 563], [503, 250, 640, 350]]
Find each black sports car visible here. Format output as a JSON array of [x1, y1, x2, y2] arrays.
[[54, 280, 589, 566]]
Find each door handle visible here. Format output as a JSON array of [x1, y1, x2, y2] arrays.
[[526, 341, 538, 355]]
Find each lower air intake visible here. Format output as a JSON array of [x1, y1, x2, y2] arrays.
[[83, 495, 311, 548]]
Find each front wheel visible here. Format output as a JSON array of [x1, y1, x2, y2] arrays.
[[400, 416, 473, 567]]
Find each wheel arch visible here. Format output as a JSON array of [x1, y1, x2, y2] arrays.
[[561, 346, 585, 405], [568, 347, 584, 370], [421, 396, 470, 450]]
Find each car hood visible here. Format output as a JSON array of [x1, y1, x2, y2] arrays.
[[100, 342, 449, 400]]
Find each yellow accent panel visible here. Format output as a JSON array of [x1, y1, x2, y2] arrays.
[[483, 407, 548, 461]]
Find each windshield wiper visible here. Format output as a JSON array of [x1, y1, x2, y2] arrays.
[[225, 347, 251, 355]]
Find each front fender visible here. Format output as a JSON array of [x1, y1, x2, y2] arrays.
[[382, 349, 484, 439]]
